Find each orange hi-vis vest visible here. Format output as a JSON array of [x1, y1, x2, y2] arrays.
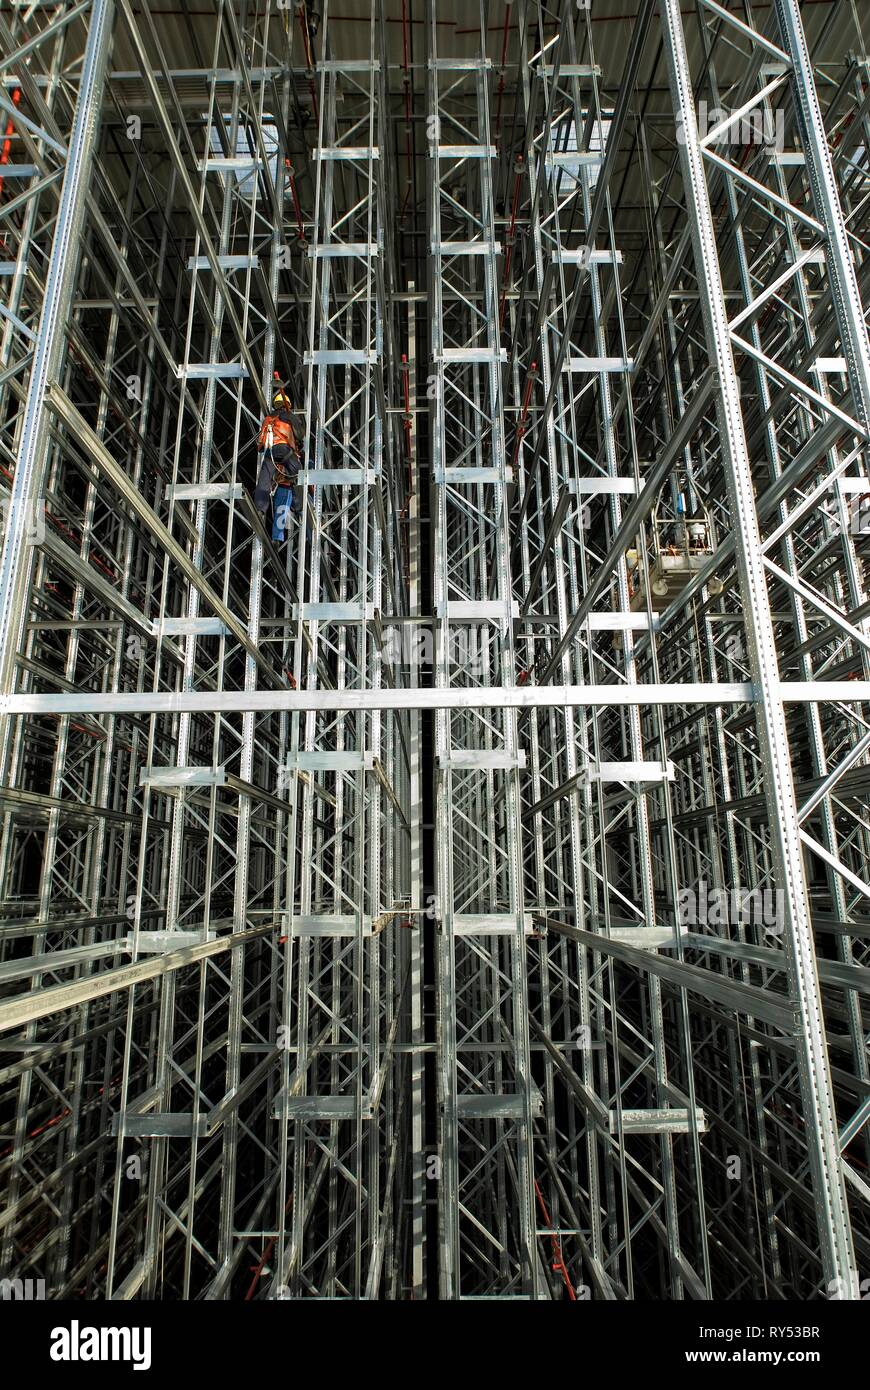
[[258, 413, 298, 454]]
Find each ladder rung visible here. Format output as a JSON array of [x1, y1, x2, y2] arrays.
[[608, 927, 682, 950], [127, 931, 214, 953], [159, 618, 228, 637], [141, 766, 226, 788], [289, 915, 372, 937], [304, 350, 378, 365], [276, 1096, 369, 1118], [433, 240, 501, 255], [583, 761, 675, 783], [187, 254, 258, 271], [305, 469, 380, 485], [112, 1114, 208, 1138], [282, 752, 375, 771], [610, 1107, 707, 1135], [572, 477, 640, 494], [538, 64, 600, 77], [437, 601, 520, 621], [555, 248, 623, 265], [165, 483, 243, 502], [313, 146, 379, 160], [453, 914, 534, 937], [434, 467, 513, 484], [295, 603, 376, 622], [311, 242, 379, 258], [317, 59, 380, 72], [586, 613, 659, 631], [198, 157, 260, 172], [566, 356, 633, 372], [545, 152, 602, 166], [429, 58, 492, 70], [439, 348, 507, 363], [181, 363, 248, 379], [457, 1089, 543, 1118], [433, 144, 497, 159], [438, 751, 526, 770]]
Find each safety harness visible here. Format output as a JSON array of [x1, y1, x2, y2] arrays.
[[258, 412, 301, 492]]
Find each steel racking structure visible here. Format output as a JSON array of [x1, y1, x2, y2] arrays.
[[0, 0, 868, 1301]]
